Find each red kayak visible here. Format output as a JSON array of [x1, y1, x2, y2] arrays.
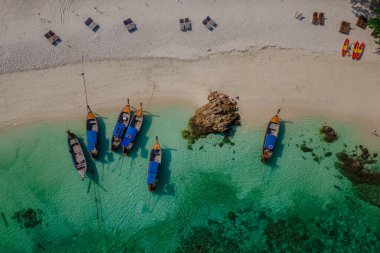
[[355, 42, 365, 60], [352, 41, 359, 60], [341, 38, 349, 57]]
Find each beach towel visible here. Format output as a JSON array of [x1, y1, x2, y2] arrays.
[[44, 30, 61, 46]]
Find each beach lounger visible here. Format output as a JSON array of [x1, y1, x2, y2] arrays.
[[206, 16, 218, 28], [179, 19, 185, 31], [318, 12, 324, 25], [339, 21, 350, 35], [356, 15, 367, 29], [44, 30, 61, 46], [85, 17, 100, 32], [123, 18, 137, 33], [295, 11, 303, 20], [311, 12, 318, 25], [180, 18, 192, 32], [202, 16, 217, 31], [184, 18, 192, 31]]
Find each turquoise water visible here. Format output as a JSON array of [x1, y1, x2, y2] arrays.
[[0, 104, 379, 252]]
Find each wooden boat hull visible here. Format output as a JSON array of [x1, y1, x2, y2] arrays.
[[122, 104, 143, 154], [67, 131, 87, 179], [261, 113, 280, 163], [341, 38, 349, 57], [111, 102, 131, 151], [147, 137, 161, 192], [86, 109, 99, 159]]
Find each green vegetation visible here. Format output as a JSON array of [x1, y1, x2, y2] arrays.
[[368, 8, 380, 43]]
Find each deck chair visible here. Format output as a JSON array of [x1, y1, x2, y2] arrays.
[[123, 18, 137, 33], [48, 30, 61, 43], [184, 18, 192, 31], [339, 21, 350, 35], [44, 32, 57, 46], [179, 19, 185, 31], [295, 11, 303, 20], [311, 12, 318, 25], [356, 15, 367, 29], [85, 17, 100, 32], [207, 16, 218, 28], [318, 12, 324, 25], [202, 19, 214, 31]]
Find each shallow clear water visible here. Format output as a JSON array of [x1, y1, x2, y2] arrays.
[[0, 104, 379, 252]]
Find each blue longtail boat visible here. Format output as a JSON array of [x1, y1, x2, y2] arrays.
[[86, 106, 99, 159], [121, 103, 143, 154], [147, 136, 161, 192], [111, 99, 131, 151], [261, 109, 281, 163]]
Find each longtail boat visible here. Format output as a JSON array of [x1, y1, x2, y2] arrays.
[[341, 38, 349, 57], [67, 131, 87, 179], [261, 109, 281, 163], [111, 99, 131, 151], [122, 103, 143, 154], [147, 136, 161, 192], [86, 106, 99, 158]]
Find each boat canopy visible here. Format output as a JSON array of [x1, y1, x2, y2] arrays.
[[121, 127, 138, 146], [264, 134, 277, 150], [112, 123, 125, 137], [86, 131, 97, 150], [147, 161, 159, 184]]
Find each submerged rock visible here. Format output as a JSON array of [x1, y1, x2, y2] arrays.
[[182, 91, 240, 143], [12, 208, 42, 229], [335, 145, 380, 208], [320, 125, 338, 143]]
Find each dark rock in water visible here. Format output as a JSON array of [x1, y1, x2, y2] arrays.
[[1, 212, 9, 227], [12, 208, 42, 229], [335, 146, 380, 184], [258, 211, 267, 220], [335, 145, 380, 208], [325, 152, 333, 157], [300, 144, 313, 152], [227, 211, 236, 222], [187, 145, 193, 150], [320, 125, 338, 142], [182, 91, 240, 143]]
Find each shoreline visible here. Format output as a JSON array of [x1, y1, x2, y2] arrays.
[[1, 48, 380, 135]]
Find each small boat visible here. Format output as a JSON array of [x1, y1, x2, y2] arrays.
[[352, 41, 359, 60], [86, 106, 99, 159], [67, 131, 87, 179], [261, 109, 281, 163], [355, 42, 365, 60], [341, 38, 349, 57], [147, 136, 161, 192], [111, 99, 131, 151], [122, 103, 143, 154]]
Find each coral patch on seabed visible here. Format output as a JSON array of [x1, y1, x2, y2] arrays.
[[12, 208, 43, 229], [335, 145, 380, 207]]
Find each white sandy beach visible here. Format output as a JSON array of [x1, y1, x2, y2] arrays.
[[0, 0, 379, 132]]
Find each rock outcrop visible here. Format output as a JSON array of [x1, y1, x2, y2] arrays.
[[320, 125, 338, 142], [182, 91, 240, 143]]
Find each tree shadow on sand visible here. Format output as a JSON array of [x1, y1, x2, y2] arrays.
[[350, 0, 379, 18]]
